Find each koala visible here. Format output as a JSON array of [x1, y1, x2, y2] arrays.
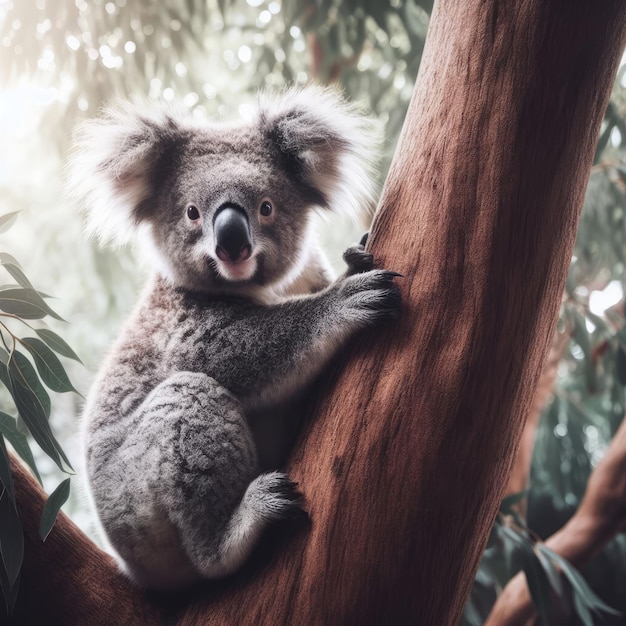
[[71, 86, 400, 591]]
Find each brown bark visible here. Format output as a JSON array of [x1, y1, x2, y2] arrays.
[[485, 415, 626, 626], [6, 1, 626, 625]]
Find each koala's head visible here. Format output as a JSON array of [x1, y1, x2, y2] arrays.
[[69, 86, 378, 294]]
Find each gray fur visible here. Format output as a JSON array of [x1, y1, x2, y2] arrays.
[[73, 86, 400, 590]]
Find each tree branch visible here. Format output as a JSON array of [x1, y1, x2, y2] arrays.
[[485, 415, 626, 626]]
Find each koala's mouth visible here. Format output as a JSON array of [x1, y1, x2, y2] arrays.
[[214, 255, 258, 283]]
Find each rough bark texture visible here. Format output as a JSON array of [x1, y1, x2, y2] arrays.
[[6, 1, 626, 625]]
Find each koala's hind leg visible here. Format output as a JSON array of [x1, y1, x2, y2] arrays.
[[153, 372, 300, 580]]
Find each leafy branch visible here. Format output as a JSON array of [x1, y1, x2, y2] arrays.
[[493, 506, 620, 626], [0, 213, 81, 613]]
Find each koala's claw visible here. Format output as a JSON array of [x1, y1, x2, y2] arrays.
[[359, 231, 369, 247], [343, 243, 374, 276]]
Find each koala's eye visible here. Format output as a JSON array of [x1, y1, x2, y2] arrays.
[[259, 200, 273, 217], [186, 205, 201, 221]]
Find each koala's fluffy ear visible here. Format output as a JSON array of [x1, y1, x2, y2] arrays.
[[68, 103, 187, 245], [257, 85, 380, 223]]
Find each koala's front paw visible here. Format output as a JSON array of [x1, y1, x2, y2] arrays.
[[343, 237, 373, 276], [340, 269, 401, 325]]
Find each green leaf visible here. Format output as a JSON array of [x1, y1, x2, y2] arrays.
[[9, 350, 50, 418], [0, 349, 10, 394], [0, 412, 42, 486], [0, 439, 14, 504], [535, 544, 564, 598], [0, 253, 34, 291], [542, 546, 621, 616], [0, 488, 23, 589], [8, 351, 73, 472], [0, 555, 20, 614], [0, 212, 19, 234], [521, 544, 552, 624], [20, 338, 78, 394], [35, 329, 82, 363], [573, 591, 594, 626], [573, 311, 596, 392], [499, 523, 530, 549], [500, 490, 528, 515], [0, 288, 63, 321], [39, 478, 70, 541], [0, 255, 21, 271]]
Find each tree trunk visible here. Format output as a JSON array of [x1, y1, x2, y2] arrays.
[[8, 1, 626, 625]]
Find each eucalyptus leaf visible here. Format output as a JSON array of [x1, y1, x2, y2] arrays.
[[0, 412, 42, 485], [34, 329, 82, 363], [39, 478, 70, 541], [521, 544, 551, 624], [535, 544, 564, 598], [0, 556, 19, 614], [0, 440, 14, 504], [0, 254, 21, 271], [499, 490, 528, 515], [0, 488, 23, 589], [573, 591, 594, 626], [499, 524, 530, 549], [8, 351, 72, 472], [0, 349, 10, 393], [541, 546, 621, 616], [0, 288, 63, 321], [21, 337, 78, 394], [0, 212, 19, 235], [9, 350, 50, 418], [0, 253, 34, 291], [573, 311, 596, 392]]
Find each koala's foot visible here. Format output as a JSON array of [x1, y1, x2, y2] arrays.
[[238, 471, 303, 520], [191, 472, 303, 579], [340, 269, 402, 325]]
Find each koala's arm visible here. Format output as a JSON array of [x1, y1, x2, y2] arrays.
[[197, 267, 400, 408]]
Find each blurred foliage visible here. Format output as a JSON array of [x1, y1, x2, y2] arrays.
[[2, 0, 626, 621], [0, 213, 77, 614]]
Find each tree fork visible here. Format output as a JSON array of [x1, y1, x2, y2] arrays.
[[7, 1, 626, 625]]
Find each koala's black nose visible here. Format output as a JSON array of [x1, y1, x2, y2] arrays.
[[213, 205, 252, 263]]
